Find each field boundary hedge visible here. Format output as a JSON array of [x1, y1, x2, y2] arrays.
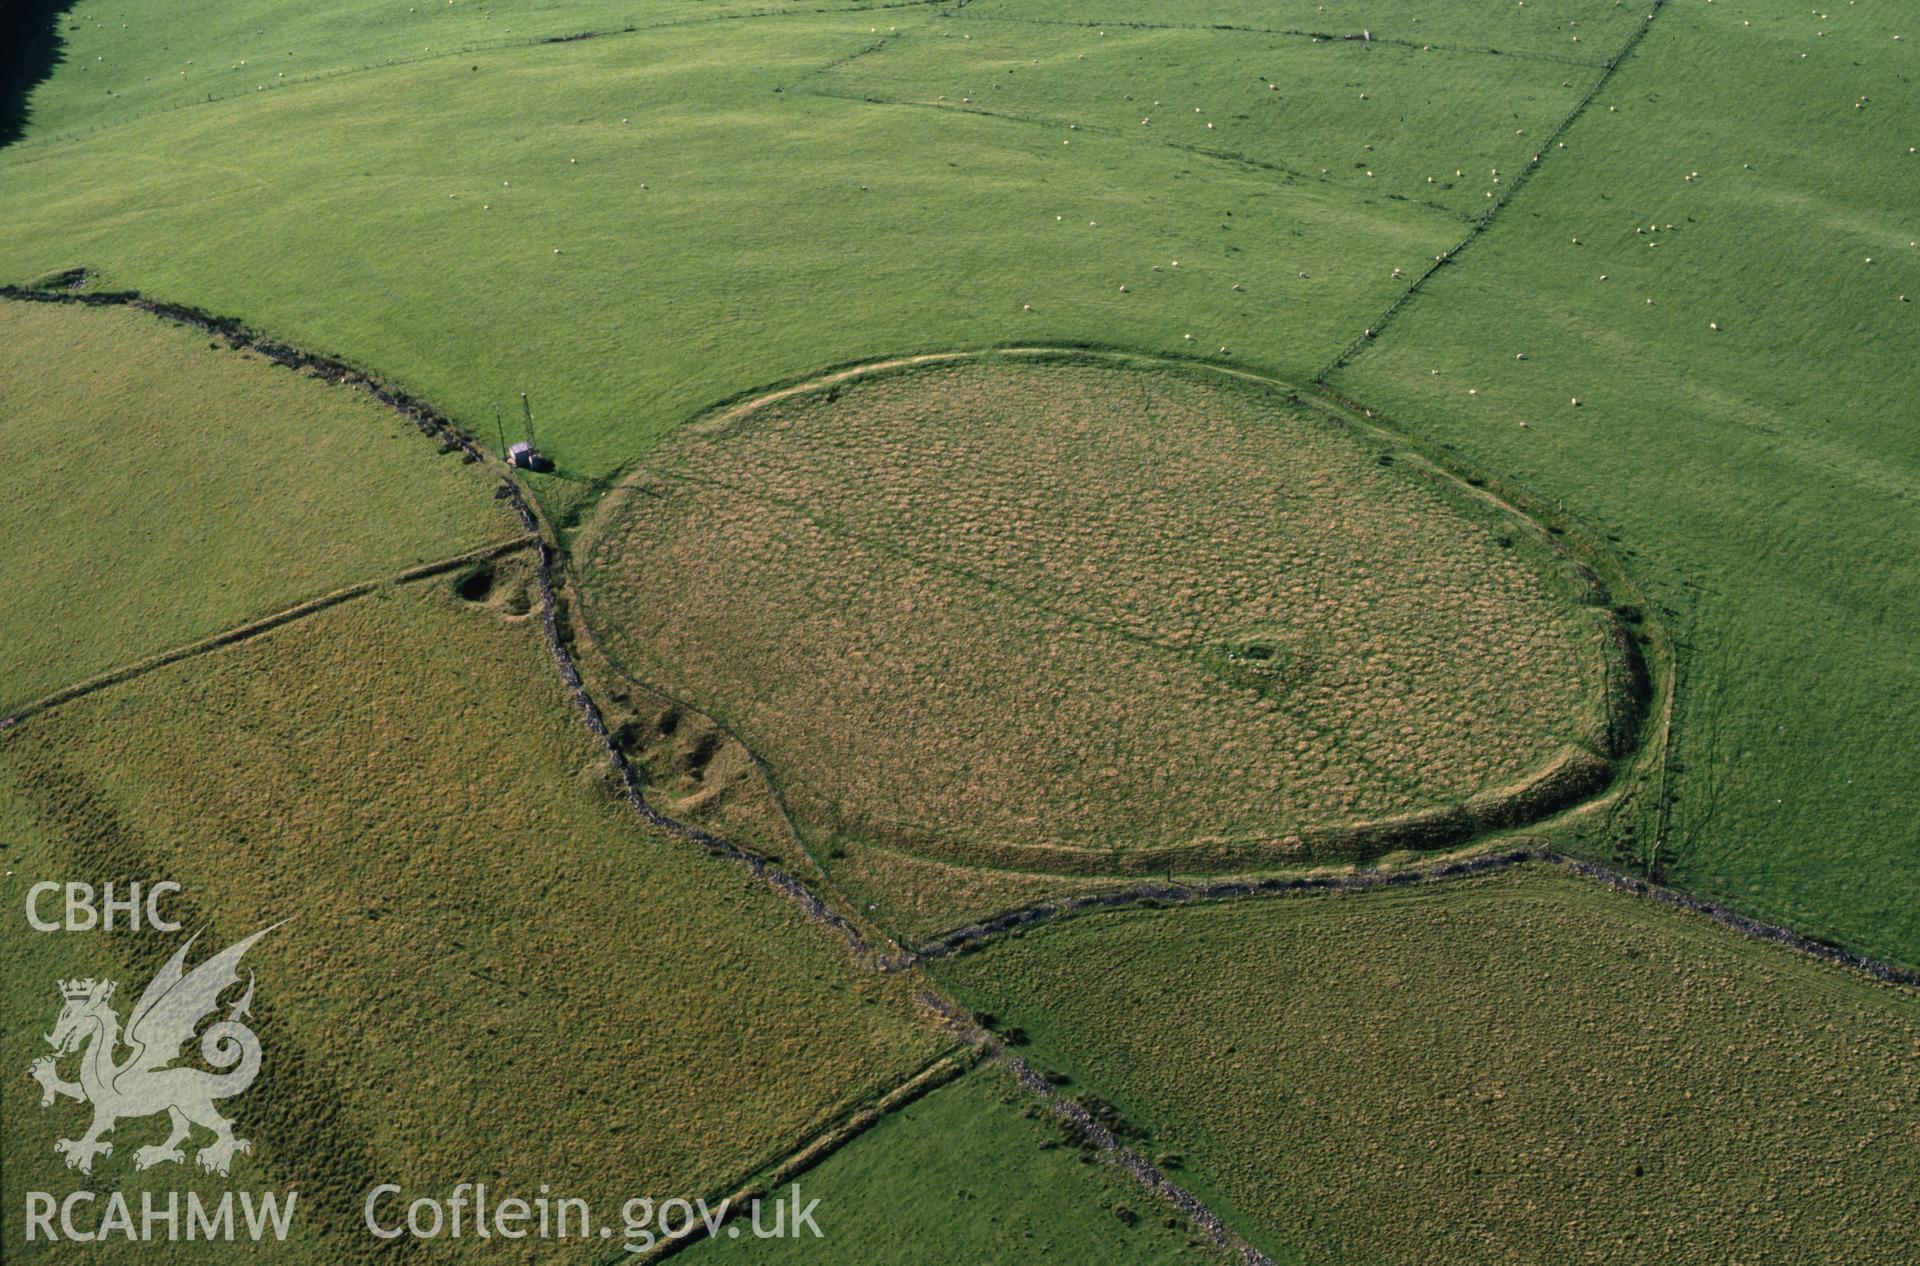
[[0, 281, 908, 959], [625, 1049, 974, 1265], [1317, 0, 1669, 380], [912, 991, 1278, 1266], [913, 845, 1920, 989], [11, 286, 1906, 1266], [3, 0, 950, 156], [507, 481, 906, 962], [629, 1020, 1283, 1266], [0, 536, 536, 733], [992, 1050, 1276, 1266], [954, 9, 1610, 71]]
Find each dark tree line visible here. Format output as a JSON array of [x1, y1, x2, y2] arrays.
[[2, 0, 80, 148]]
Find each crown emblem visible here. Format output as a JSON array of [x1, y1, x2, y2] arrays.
[[58, 978, 112, 1001]]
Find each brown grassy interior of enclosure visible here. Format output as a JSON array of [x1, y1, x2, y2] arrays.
[[580, 355, 1614, 873]]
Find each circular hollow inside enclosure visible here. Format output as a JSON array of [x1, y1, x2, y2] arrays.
[[580, 354, 1624, 874]]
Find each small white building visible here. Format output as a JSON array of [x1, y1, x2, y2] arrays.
[[507, 441, 550, 471]]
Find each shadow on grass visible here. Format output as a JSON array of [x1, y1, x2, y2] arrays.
[[2, 0, 79, 148]]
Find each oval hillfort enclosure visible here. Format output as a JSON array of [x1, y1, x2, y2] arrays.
[[579, 352, 1642, 880], [4, 0, 1917, 1263]]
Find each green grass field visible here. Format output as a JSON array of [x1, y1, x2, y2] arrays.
[[0, 580, 945, 1262], [680, 1067, 1221, 1264], [961, 1, 1646, 59], [806, 15, 1599, 220], [9, 0, 900, 142], [1328, 0, 1920, 962], [0, 299, 517, 714], [0, 9, 1459, 524], [933, 868, 1920, 1266], [4, 0, 1917, 1259]]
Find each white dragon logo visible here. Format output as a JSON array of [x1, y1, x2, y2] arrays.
[[27, 924, 279, 1178]]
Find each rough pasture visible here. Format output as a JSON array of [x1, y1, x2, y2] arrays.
[[581, 355, 1619, 879], [934, 867, 1920, 1266]]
